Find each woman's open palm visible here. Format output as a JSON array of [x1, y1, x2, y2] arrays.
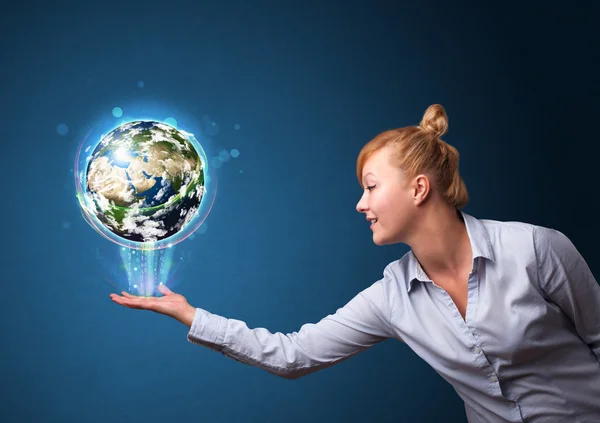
[[110, 284, 196, 327]]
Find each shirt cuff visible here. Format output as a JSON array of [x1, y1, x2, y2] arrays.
[[186, 308, 228, 351]]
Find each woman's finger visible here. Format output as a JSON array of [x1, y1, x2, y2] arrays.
[[109, 292, 136, 300]]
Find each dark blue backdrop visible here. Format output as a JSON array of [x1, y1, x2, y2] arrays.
[[2, 1, 598, 422]]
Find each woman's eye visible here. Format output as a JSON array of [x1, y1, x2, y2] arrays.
[[366, 185, 375, 191]]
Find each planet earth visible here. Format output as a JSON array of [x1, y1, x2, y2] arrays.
[[84, 120, 205, 243]]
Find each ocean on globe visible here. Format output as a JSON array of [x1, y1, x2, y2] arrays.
[[83, 120, 205, 243]]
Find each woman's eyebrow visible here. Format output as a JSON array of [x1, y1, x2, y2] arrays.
[[362, 172, 375, 184]]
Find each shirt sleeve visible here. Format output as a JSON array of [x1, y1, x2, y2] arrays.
[[533, 225, 600, 361], [186, 272, 397, 379]]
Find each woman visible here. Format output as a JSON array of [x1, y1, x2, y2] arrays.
[[110, 104, 600, 422]]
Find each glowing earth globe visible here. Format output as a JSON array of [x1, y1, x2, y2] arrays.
[[83, 120, 205, 243]]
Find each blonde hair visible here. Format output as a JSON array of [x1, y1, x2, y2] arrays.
[[356, 104, 469, 209]]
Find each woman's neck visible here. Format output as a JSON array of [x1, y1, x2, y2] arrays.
[[409, 207, 472, 279]]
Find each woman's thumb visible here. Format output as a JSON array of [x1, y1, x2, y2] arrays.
[[158, 283, 173, 295]]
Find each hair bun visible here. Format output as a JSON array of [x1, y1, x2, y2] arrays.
[[419, 104, 449, 138]]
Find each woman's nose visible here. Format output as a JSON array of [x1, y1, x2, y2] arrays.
[[356, 195, 367, 213]]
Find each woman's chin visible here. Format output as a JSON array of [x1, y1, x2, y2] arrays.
[[372, 233, 389, 246], [373, 230, 401, 246]]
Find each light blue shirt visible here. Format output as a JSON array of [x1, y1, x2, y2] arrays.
[[187, 211, 600, 422]]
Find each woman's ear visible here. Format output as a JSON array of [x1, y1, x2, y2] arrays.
[[412, 174, 431, 204]]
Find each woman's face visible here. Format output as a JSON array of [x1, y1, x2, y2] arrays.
[[356, 146, 418, 246]]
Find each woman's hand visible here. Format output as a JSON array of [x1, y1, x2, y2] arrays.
[[110, 284, 197, 327]]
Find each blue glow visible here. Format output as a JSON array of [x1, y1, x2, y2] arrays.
[[234, 124, 240, 130], [164, 117, 177, 128], [137, 81, 144, 88], [118, 246, 176, 296], [230, 148, 240, 158], [112, 107, 123, 118]]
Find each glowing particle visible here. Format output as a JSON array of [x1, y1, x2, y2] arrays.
[[112, 107, 123, 118], [211, 157, 222, 168], [57, 124, 69, 136], [230, 149, 240, 158], [137, 81, 144, 88], [234, 124, 240, 130]]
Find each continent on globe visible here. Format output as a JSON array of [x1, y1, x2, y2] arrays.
[[85, 120, 205, 243]]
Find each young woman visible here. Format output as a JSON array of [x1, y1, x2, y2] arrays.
[[111, 104, 600, 423]]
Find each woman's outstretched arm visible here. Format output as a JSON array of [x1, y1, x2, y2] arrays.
[[110, 273, 397, 380], [534, 225, 600, 362]]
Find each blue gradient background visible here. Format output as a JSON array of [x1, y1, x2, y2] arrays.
[[1, 2, 598, 422]]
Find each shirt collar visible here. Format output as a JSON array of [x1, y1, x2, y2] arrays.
[[406, 210, 495, 292]]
